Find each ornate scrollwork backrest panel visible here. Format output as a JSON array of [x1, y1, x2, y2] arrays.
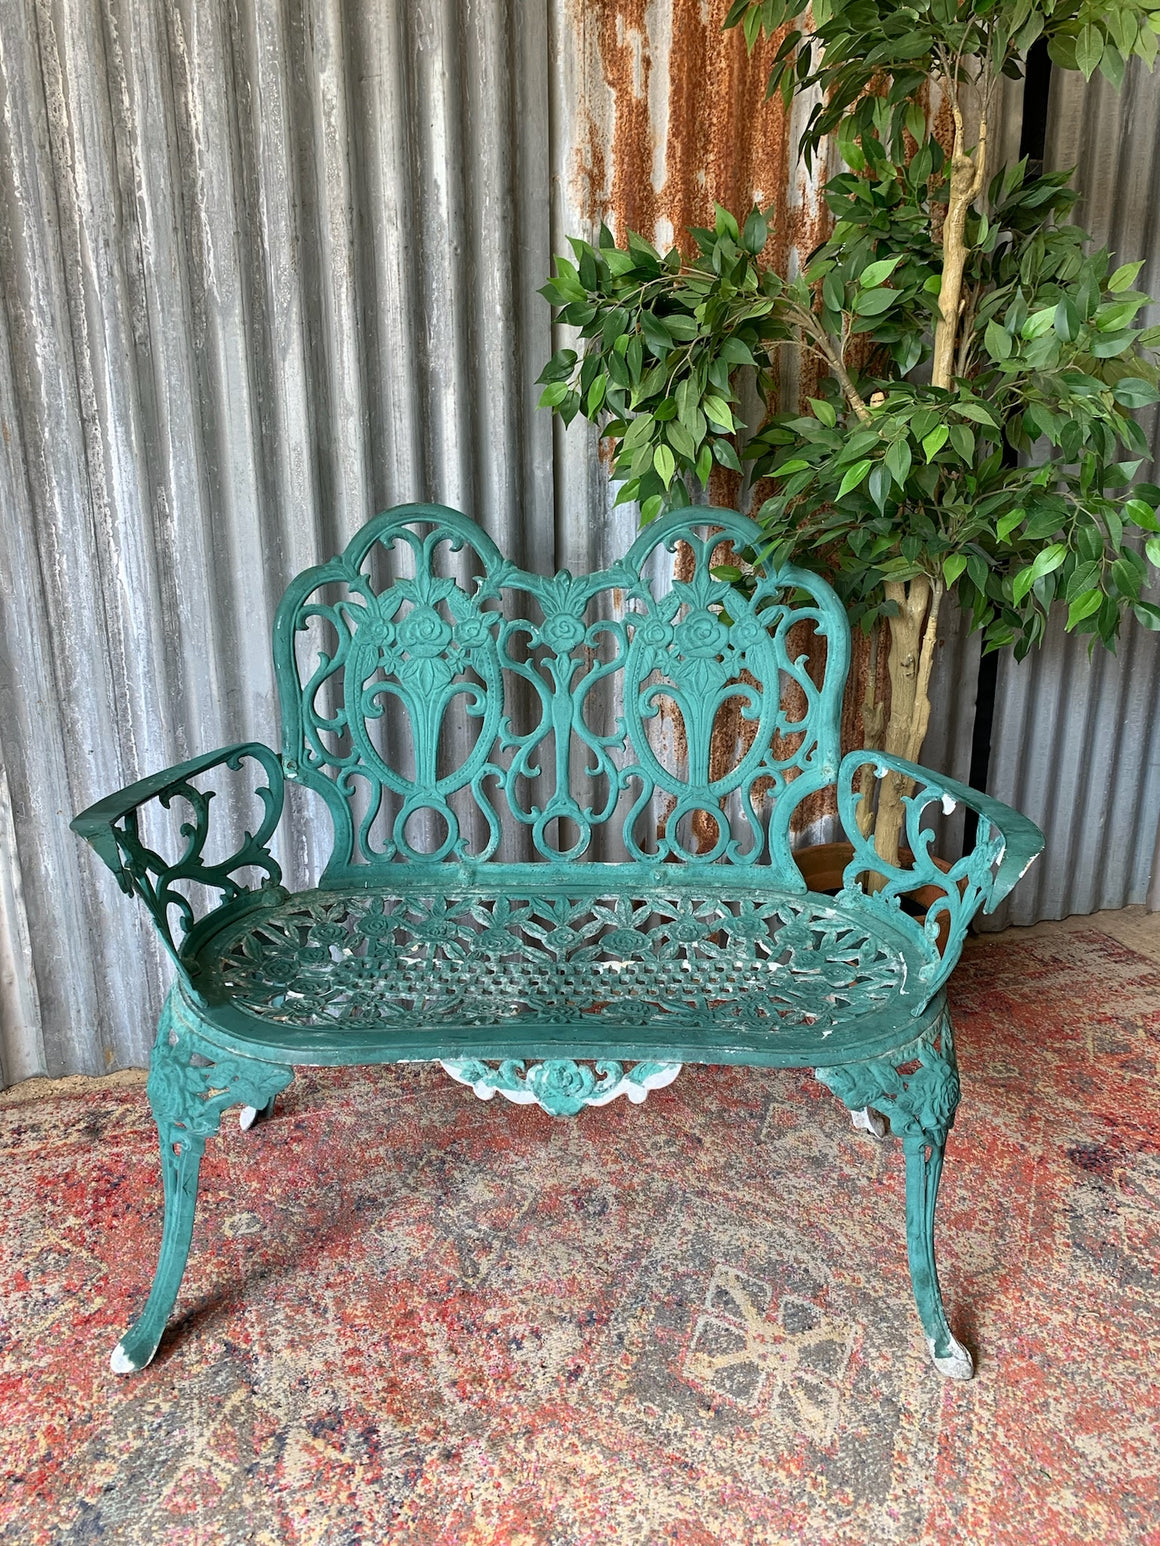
[[273, 505, 850, 876], [615, 512, 848, 867]]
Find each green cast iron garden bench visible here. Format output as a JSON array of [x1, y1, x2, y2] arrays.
[[72, 504, 1043, 1380]]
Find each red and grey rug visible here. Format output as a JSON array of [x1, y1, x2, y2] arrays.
[[1, 927, 1159, 1545]]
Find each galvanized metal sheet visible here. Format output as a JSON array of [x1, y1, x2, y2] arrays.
[[0, 0, 554, 1081], [982, 58, 1160, 928], [0, 0, 1155, 1084]]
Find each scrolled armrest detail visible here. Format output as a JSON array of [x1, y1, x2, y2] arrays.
[[71, 743, 285, 970], [835, 750, 1044, 985]]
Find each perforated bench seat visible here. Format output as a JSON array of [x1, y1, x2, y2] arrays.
[[72, 503, 1043, 1382], [195, 877, 932, 1067]]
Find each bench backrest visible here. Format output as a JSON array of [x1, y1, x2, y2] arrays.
[[273, 505, 850, 881]]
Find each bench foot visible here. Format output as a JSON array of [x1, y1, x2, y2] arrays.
[[816, 1007, 973, 1379], [238, 1096, 277, 1131], [112, 988, 292, 1374], [849, 1105, 888, 1138]]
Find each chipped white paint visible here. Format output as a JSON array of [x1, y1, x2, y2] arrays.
[[927, 1333, 975, 1380], [849, 1105, 888, 1139]]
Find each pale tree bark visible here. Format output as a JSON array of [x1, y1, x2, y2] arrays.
[[931, 85, 988, 391], [856, 621, 886, 837], [871, 577, 944, 871], [869, 66, 987, 867]]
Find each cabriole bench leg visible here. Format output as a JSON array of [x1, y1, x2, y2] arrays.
[[111, 988, 292, 1375], [112, 1125, 206, 1374], [902, 1125, 973, 1379], [816, 1006, 973, 1380]]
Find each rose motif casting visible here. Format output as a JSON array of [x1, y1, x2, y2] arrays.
[[680, 608, 729, 657], [360, 616, 394, 648], [540, 612, 587, 654], [636, 614, 673, 650], [216, 890, 905, 1033], [602, 927, 650, 957], [398, 606, 453, 656], [454, 613, 494, 650], [728, 614, 765, 651]]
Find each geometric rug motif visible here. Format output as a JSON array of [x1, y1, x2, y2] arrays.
[[1, 928, 1158, 1544]]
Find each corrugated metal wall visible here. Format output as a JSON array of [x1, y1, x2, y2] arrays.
[[0, 0, 556, 1082], [0, 1, 1157, 1083], [983, 58, 1160, 927]]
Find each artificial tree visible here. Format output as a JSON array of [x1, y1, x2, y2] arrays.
[[538, 0, 1160, 866]]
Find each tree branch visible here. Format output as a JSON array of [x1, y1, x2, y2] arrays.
[[788, 302, 873, 424]]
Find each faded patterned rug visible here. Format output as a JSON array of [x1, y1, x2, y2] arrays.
[[2, 928, 1159, 1546]]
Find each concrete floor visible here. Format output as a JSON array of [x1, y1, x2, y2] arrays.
[[2, 907, 1158, 1107]]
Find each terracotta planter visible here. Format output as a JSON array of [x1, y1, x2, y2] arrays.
[[793, 840, 955, 954]]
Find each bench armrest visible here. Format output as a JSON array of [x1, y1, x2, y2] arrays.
[[71, 743, 285, 972], [835, 750, 1044, 985]]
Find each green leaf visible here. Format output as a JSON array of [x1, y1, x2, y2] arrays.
[[1075, 23, 1104, 80], [1066, 589, 1103, 630], [1109, 261, 1145, 293], [852, 286, 899, 317], [1022, 308, 1057, 339], [666, 419, 697, 460], [1134, 602, 1160, 630], [942, 553, 968, 587], [808, 397, 837, 428], [742, 207, 768, 253], [713, 437, 743, 472], [640, 493, 666, 524], [702, 395, 736, 431], [997, 508, 1025, 542], [538, 348, 578, 384], [621, 411, 656, 450], [719, 337, 757, 367], [858, 256, 903, 289], [955, 402, 999, 428], [1127, 499, 1160, 532], [869, 461, 891, 512], [949, 424, 975, 462], [884, 438, 912, 488], [653, 443, 676, 487], [1146, 536, 1160, 568], [640, 312, 673, 352], [984, 320, 1012, 361], [1054, 297, 1081, 342], [1113, 378, 1160, 408], [922, 425, 948, 461], [586, 375, 607, 415], [539, 381, 571, 409], [695, 443, 713, 486], [837, 459, 873, 498], [1012, 542, 1067, 603]]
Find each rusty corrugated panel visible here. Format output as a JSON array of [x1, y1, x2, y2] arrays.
[[550, 3, 997, 849]]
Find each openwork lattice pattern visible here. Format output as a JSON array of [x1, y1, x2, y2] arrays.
[[273, 506, 849, 871], [204, 887, 923, 1037]]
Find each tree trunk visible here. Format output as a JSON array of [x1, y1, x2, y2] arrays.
[[857, 620, 886, 837], [871, 577, 944, 870], [931, 107, 987, 391]]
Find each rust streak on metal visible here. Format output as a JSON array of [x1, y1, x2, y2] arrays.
[[569, 1, 830, 268], [564, 3, 855, 847]]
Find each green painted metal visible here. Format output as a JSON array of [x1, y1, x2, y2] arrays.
[[71, 503, 1044, 1379]]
